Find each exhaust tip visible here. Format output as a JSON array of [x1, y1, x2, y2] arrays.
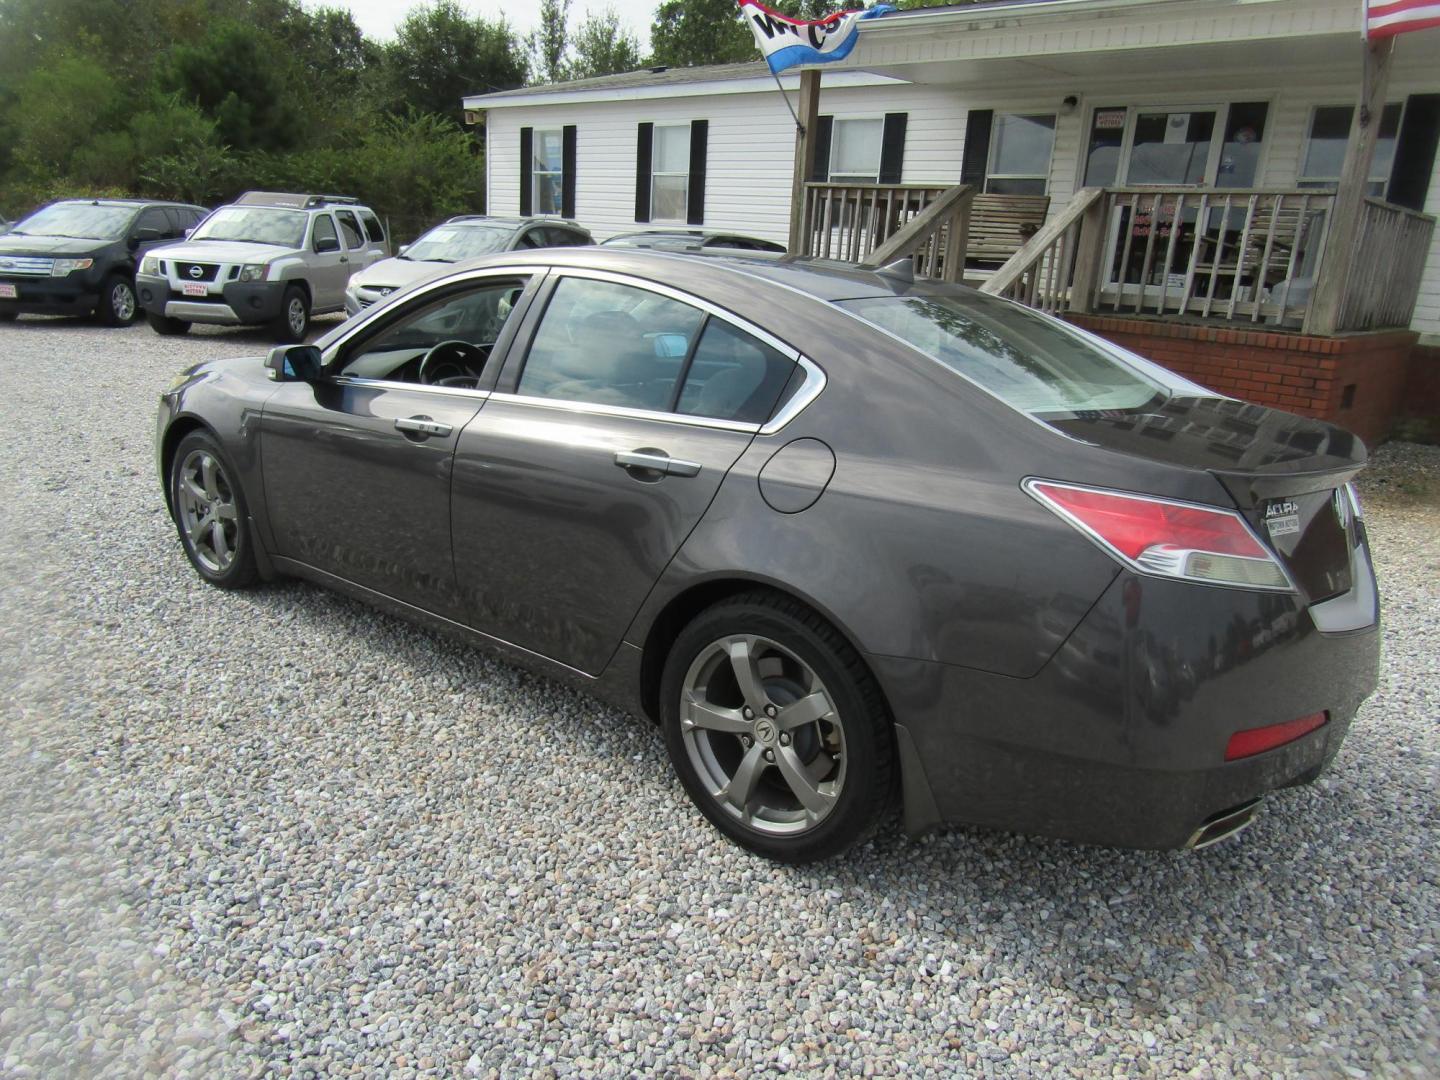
[[1186, 797, 1263, 850]]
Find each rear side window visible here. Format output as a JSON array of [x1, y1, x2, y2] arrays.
[[838, 293, 1168, 417], [677, 320, 795, 424], [361, 212, 385, 243], [335, 210, 365, 249], [518, 277, 703, 412]]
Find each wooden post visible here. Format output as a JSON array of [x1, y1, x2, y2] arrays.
[[1305, 35, 1395, 335], [1067, 189, 1109, 314], [788, 69, 821, 257]]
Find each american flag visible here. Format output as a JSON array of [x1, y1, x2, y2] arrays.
[[1364, 0, 1440, 38]]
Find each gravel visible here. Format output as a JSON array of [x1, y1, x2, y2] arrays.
[[1, 315, 1437, 1078]]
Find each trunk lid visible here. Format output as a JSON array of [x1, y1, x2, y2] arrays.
[[1049, 396, 1365, 603]]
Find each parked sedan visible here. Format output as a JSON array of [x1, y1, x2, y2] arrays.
[[156, 248, 1379, 862], [345, 216, 592, 315]]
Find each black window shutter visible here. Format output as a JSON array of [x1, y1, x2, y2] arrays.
[[635, 122, 654, 223], [687, 119, 709, 225], [519, 127, 533, 217], [879, 112, 908, 184], [810, 115, 834, 182], [561, 125, 577, 219], [1389, 94, 1440, 212], [961, 109, 994, 189]]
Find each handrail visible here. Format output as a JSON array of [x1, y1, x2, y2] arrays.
[[981, 187, 1104, 297], [862, 183, 975, 281]]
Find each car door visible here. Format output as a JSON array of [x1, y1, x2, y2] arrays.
[[335, 209, 384, 272], [128, 207, 175, 265], [307, 212, 349, 311], [451, 270, 801, 675], [260, 270, 540, 619]]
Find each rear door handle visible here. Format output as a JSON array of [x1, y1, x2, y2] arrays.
[[395, 416, 452, 438], [614, 450, 702, 478]]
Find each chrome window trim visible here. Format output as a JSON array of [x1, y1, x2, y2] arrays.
[[513, 266, 826, 432], [486, 391, 761, 434], [330, 375, 492, 402]]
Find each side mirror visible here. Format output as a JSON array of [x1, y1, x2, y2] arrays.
[[266, 344, 323, 382], [397, 244, 409, 257], [315, 235, 341, 254], [129, 227, 162, 249], [184, 227, 195, 238]]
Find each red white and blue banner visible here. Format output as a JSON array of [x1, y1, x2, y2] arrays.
[[1364, 0, 1440, 38], [739, 1, 895, 74]]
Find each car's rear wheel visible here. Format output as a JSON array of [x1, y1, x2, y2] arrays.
[[660, 592, 895, 863], [272, 285, 310, 343], [97, 273, 137, 326], [170, 431, 258, 589], [146, 312, 191, 336]]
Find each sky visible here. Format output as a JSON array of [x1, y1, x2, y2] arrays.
[[323, 0, 660, 51]]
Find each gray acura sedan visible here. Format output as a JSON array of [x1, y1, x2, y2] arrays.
[[156, 248, 1379, 862]]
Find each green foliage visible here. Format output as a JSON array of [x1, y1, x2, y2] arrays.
[[570, 8, 644, 80], [651, 0, 756, 68], [157, 22, 300, 152], [383, 1, 528, 122], [528, 0, 572, 86]]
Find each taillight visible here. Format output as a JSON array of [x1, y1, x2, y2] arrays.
[[1024, 479, 1292, 591], [1225, 712, 1328, 760]]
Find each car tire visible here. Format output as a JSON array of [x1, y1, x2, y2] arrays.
[[169, 430, 259, 590], [96, 273, 138, 326], [146, 312, 192, 336], [659, 591, 896, 863], [272, 285, 310, 343]]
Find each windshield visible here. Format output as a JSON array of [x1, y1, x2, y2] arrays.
[[15, 203, 135, 240], [403, 224, 512, 262], [192, 206, 307, 247], [838, 293, 1170, 417]]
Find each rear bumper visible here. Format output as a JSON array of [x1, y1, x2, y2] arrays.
[[138, 274, 285, 325], [878, 560, 1380, 850]]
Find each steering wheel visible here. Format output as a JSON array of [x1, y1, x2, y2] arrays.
[[417, 339, 488, 388]]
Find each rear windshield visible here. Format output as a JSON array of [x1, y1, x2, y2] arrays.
[[838, 293, 1169, 417], [15, 203, 136, 240], [402, 224, 511, 262]]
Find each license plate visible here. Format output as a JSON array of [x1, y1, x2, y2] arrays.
[[0, 283, 16, 299], [182, 282, 208, 297], [1263, 498, 1301, 538]]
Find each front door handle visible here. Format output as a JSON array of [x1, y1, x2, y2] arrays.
[[614, 450, 702, 478], [395, 416, 452, 438]]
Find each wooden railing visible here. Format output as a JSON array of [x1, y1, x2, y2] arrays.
[[1331, 197, 1436, 332], [800, 182, 974, 281], [981, 188, 1105, 312]]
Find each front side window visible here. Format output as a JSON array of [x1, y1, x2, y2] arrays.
[[14, 202, 135, 240], [838, 292, 1168, 418], [192, 207, 307, 248], [830, 118, 884, 183], [652, 125, 690, 222], [986, 114, 1056, 195], [1300, 103, 1403, 196], [518, 277, 704, 411], [340, 277, 530, 384], [312, 213, 339, 252], [533, 129, 565, 215]]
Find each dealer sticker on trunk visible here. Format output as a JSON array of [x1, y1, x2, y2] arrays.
[[1264, 499, 1301, 538]]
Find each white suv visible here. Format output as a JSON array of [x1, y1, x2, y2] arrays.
[[137, 192, 388, 341]]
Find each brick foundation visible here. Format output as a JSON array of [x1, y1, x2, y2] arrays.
[[1067, 315, 1418, 447]]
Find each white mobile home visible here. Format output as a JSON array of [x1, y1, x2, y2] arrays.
[[465, 0, 1440, 440]]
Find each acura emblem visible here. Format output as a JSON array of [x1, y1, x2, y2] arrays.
[[188, 265, 203, 279]]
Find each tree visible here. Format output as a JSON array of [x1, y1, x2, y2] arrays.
[[650, 0, 755, 68], [528, 0, 571, 85], [158, 22, 301, 152], [570, 8, 642, 80], [383, 1, 528, 121]]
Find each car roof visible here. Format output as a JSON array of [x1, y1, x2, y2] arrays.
[[444, 215, 587, 229], [51, 198, 205, 210]]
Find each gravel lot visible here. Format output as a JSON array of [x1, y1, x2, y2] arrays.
[[0, 316, 1436, 1079]]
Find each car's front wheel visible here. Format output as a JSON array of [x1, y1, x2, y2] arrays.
[[272, 285, 310, 343], [660, 592, 896, 863], [97, 273, 138, 326], [169, 430, 259, 589], [146, 312, 191, 336]]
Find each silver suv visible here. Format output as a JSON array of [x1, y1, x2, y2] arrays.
[[137, 192, 388, 341]]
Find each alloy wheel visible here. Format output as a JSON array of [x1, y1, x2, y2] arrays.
[[680, 634, 847, 835], [176, 448, 240, 574], [112, 281, 136, 322], [287, 297, 307, 337]]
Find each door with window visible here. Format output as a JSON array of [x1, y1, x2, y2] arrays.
[[261, 273, 536, 618], [451, 272, 801, 674], [308, 213, 350, 310]]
